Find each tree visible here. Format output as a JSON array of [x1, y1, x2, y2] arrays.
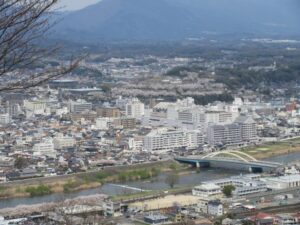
[[0, 0, 79, 91], [222, 185, 236, 198], [14, 156, 28, 169], [165, 173, 179, 189]]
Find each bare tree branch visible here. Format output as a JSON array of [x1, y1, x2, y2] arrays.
[[0, 0, 78, 92]]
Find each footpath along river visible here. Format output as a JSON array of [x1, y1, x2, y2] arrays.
[[0, 152, 299, 209]]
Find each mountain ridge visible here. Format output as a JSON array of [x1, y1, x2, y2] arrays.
[[54, 0, 300, 43]]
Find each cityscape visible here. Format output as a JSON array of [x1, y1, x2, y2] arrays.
[[1, 0, 300, 225]]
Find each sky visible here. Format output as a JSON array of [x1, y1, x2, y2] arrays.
[[58, 0, 102, 11]]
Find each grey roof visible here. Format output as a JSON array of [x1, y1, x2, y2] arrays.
[[235, 116, 255, 124]]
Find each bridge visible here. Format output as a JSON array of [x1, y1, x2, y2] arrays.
[[175, 150, 283, 173]]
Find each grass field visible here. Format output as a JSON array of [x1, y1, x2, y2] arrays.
[[0, 161, 187, 200], [240, 138, 300, 159]]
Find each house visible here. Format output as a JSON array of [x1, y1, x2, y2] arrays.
[[277, 214, 298, 225], [195, 199, 208, 213], [144, 214, 169, 224], [222, 218, 243, 225], [248, 213, 275, 225], [207, 200, 223, 217]]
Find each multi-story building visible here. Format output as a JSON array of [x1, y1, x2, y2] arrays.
[[207, 116, 257, 146], [235, 116, 257, 142], [24, 100, 46, 111], [53, 136, 75, 150], [33, 139, 57, 158], [192, 183, 222, 198], [69, 112, 97, 122], [207, 124, 242, 146], [0, 113, 10, 125], [5, 102, 21, 118], [264, 174, 300, 190], [125, 98, 145, 119], [96, 117, 114, 130], [199, 174, 267, 197], [96, 107, 121, 118], [206, 111, 234, 124], [120, 118, 136, 130], [128, 136, 144, 151], [68, 100, 92, 114], [143, 128, 203, 151], [207, 200, 223, 217]]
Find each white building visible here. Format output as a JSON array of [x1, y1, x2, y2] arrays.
[[0, 113, 10, 125], [68, 99, 92, 114], [192, 183, 222, 198], [103, 200, 121, 217], [24, 100, 46, 111], [125, 98, 145, 119], [195, 199, 209, 213], [33, 139, 57, 158], [6, 103, 22, 117], [96, 117, 114, 130], [264, 175, 300, 190], [24, 99, 51, 116], [207, 124, 242, 146], [277, 214, 298, 225], [143, 128, 203, 152], [199, 174, 267, 197], [205, 111, 234, 124], [53, 136, 75, 150], [235, 116, 257, 142], [207, 200, 223, 217], [207, 116, 257, 146], [128, 136, 143, 151]]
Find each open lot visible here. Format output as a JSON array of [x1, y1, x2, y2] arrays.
[[130, 194, 202, 211], [240, 138, 300, 159]]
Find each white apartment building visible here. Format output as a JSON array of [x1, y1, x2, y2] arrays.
[[206, 111, 234, 124], [235, 116, 257, 142], [53, 137, 75, 149], [5, 103, 21, 117], [186, 130, 204, 149], [128, 136, 143, 151], [33, 139, 57, 158], [24, 100, 46, 111], [178, 108, 206, 130], [207, 124, 242, 146], [143, 128, 203, 152], [68, 100, 92, 114], [0, 113, 10, 125], [125, 98, 145, 119], [207, 116, 257, 146], [96, 117, 114, 130]]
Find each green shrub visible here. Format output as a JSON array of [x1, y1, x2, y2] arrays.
[[25, 184, 52, 197]]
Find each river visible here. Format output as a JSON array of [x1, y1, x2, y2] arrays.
[[0, 152, 299, 209]]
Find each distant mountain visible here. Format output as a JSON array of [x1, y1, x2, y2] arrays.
[[54, 0, 300, 43]]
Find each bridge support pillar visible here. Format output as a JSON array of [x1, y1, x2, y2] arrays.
[[196, 162, 200, 168]]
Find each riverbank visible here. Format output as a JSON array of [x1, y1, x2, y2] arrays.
[[241, 138, 300, 160], [0, 160, 186, 200]]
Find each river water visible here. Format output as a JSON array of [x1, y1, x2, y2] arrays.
[[1, 152, 299, 209]]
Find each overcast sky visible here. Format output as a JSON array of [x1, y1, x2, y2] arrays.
[[58, 0, 102, 11]]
